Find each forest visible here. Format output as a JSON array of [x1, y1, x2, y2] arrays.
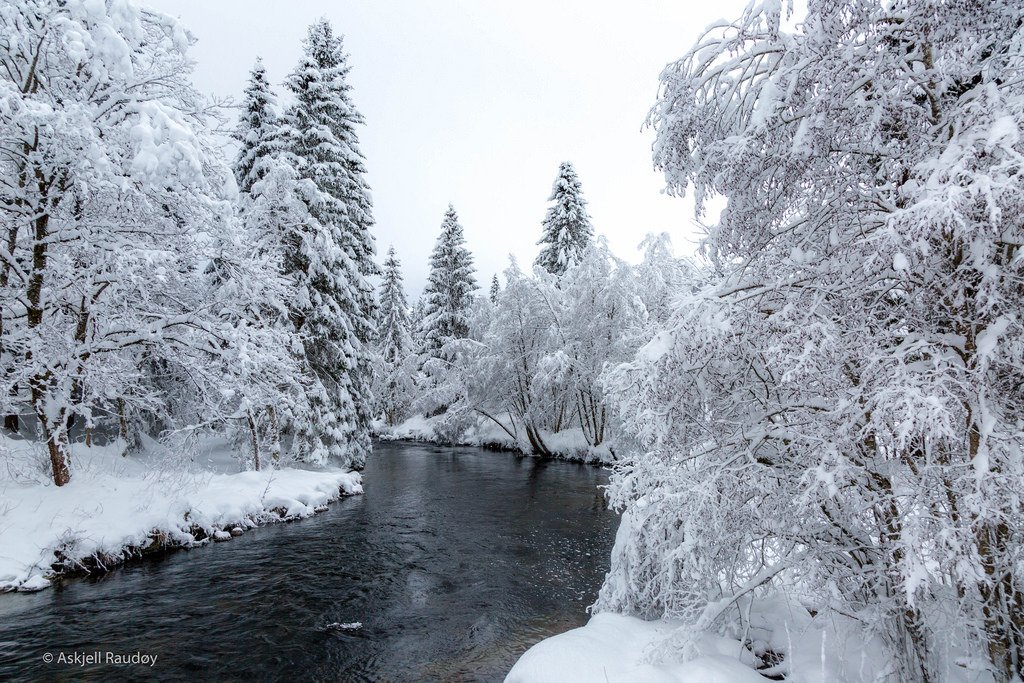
[[2, 1, 1024, 682]]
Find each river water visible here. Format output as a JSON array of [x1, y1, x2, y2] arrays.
[[0, 441, 618, 682]]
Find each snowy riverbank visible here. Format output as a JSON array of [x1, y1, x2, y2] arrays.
[[0, 436, 361, 592], [375, 414, 614, 464], [507, 511, 988, 683], [506, 600, 900, 683], [506, 600, 994, 683]]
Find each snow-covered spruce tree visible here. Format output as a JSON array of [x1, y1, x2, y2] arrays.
[[233, 57, 280, 195], [601, 2, 1024, 680], [280, 18, 377, 468], [535, 161, 593, 275], [419, 205, 477, 356], [0, 0, 247, 485], [408, 295, 428, 353], [377, 247, 411, 366], [416, 204, 477, 416], [489, 274, 500, 304], [222, 143, 332, 471], [373, 246, 415, 425]]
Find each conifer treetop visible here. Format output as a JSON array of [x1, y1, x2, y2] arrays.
[[234, 57, 279, 194], [421, 204, 477, 353], [535, 161, 593, 276]]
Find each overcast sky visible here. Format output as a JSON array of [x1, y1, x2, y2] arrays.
[[145, 0, 744, 296]]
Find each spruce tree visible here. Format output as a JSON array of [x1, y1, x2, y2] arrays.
[[421, 205, 477, 356], [409, 295, 428, 355], [233, 58, 279, 194], [374, 246, 414, 424], [489, 274, 500, 304], [377, 246, 411, 364], [280, 18, 377, 468], [535, 161, 593, 275]]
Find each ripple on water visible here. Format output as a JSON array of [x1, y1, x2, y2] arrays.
[[0, 441, 618, 682]]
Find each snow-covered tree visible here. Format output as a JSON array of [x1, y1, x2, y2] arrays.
[[373, 246, 415, 425], [419, 204, 477, 357], [377, 247, 411, 365], [419, 237, 674, 458], [535, 161, 593, 275], [0, 0, 247, 485], [208, 173, 312, 471], [233, 57, 279, 194], [477, 259, 557, 454], [601, 2, 1024, 679], [544, 239, 644, 448], [221, 152, 331, 471], [280, 18, 377, 468], [489, 274, 500, 304]]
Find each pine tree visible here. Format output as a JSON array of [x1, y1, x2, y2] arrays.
[[420, 205, 477, 356], [489, 274, 500, 304], [279, 18, 377, 468], [535, 161, 593, 275], [233, 58, 279, 194]]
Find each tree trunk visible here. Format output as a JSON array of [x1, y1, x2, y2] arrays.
[[31, 388, 71, 487], [524, 422, 552, 458], [117, 397, 130, 449], [45, 435, 71, 487], [976, 517, 1023, 680], [27, 203, 70, 485], [870, 467, 935, 682], [267, 406, 281, 465], [247, 409, 261, 472]]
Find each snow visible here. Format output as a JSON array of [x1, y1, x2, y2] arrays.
[[506, 613, 766, 683], [892, 252, 909, 272], [376, 414, 614, 463], [987, 114, 1019, 148], [0, 435, 361, 592], [377, 414, 441, 442], [976, 315, 1011, 362], [638, 331, 673, 362], [508, 593, 954, 683]]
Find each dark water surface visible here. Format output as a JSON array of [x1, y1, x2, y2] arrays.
[[0, 441, 617, 682]]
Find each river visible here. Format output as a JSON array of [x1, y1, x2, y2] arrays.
[[0, 441, 618, 682]]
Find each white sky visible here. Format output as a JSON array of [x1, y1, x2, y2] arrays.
[[144, 0, 744, 296]]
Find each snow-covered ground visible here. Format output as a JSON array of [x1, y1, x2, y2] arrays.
[[508, 589, 991, 682], [0, 435, 361, 592], [508, 613, 768, 683], [375, 413, 614, 463], [507, 599, 907, 683]]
